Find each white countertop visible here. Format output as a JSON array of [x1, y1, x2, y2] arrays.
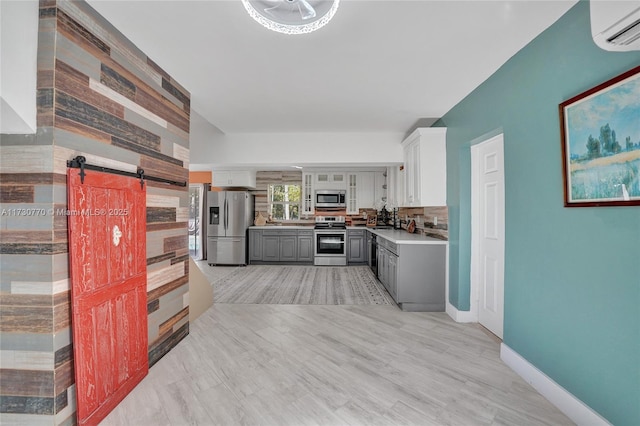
[[368, 228, 448, 245], [249, 225, 447, 245], [249, 225, 312, 230]]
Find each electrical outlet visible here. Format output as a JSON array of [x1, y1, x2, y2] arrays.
[[434, 216, 438, 226]]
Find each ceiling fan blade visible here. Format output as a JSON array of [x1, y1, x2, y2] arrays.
[[297, 0, 317, 20], [263, 3, 285, 14]]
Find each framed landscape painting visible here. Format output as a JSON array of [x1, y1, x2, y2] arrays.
[[559, 65, 640, 207]]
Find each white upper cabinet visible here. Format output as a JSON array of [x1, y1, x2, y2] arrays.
[[386, 165, 402, 208], [213, 170, 256, 189], [302, 172, 314, 216], [373, 171, 387, 208], [346, 173, 358, 214], [315, 172, 345, 188], [357, 172, 375, 210], [401, 128, 447, 207], [346, 172, 375, 214], [306, 170, 390, 214]]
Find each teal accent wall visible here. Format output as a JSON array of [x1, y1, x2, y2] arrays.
[[438, 1, 640, 424]]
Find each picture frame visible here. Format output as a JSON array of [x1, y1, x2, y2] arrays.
[[559, 65, 640, 207]]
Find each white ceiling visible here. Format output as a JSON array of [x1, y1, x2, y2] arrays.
[[87, 0, 578, 135]]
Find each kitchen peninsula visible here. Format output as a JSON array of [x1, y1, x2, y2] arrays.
[[368, 228, 447, 312]]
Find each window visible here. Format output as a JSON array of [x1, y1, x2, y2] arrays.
[[268, 184, 301, 221]]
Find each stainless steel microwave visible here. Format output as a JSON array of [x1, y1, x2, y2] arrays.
[[315, 190, 346, 208]]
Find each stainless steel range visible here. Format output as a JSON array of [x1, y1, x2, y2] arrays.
[[314, 216, 347, 266]]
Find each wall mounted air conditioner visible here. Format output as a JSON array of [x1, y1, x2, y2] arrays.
[[590, 0, 640, 51]]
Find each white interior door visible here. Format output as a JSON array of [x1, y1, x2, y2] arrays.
[[471, 134, 505, 338]]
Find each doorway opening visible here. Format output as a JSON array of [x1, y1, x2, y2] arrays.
[[189, 184, 206, 260]]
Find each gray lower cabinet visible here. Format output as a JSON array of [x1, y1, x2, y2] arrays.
[[279, 235, 298, 262], [377, 246, 397, 300], [375, 233, 446, 312], [297, 230, 314, 263], [248, 229, 263, 262], [347, 229, 367, 264], [262, 235, 280, 261], [387, 251, 398, 299], [249, 229, 313, 263]]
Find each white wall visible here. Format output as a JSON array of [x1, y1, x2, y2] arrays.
[[0, 0, 38, 134], [190, 113, 405, 170], [190, 109, 226, 152]]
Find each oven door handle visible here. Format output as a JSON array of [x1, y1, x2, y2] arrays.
[[315, 236, 346, 241]]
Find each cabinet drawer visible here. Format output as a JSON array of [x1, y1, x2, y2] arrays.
[[347, 229, 365, 236], [387, 242, 398, 255], [298, 230, 314, 236], [262, 229, 297, 236], [378, 238, 398, 255]]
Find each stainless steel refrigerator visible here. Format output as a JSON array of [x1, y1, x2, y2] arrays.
[[206, 191, 254, 265]]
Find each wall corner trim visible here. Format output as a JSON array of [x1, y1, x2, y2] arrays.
[[446, 302, 476, 323], [500, 343, 611, 426]]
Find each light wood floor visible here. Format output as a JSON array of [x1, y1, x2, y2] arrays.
[[212, 265, 394, 305], [101, 303, 573, 425]]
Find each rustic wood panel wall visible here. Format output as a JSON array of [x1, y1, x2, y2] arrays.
[[252, 170, 303, 220], [0, 1, 190, 424]]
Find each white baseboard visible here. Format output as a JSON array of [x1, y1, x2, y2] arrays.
[[446, 302, 476, 323], [500, 344, 610, 426]]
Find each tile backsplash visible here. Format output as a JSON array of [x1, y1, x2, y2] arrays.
[[397, 206, 448, 240]]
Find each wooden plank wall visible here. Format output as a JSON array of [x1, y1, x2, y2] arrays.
[[0, 1, 190, 424], [252, 170, 303, 220]]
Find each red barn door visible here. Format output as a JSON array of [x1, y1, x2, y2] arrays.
[[67, 169, 148, 425]]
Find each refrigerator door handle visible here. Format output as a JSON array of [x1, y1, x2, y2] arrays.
[[224, 198, 228, 231]]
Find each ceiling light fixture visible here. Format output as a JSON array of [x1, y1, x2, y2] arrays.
[[241, 0, 340, 35]]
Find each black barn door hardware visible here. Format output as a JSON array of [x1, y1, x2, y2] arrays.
[[67, 156, 187, 188]]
